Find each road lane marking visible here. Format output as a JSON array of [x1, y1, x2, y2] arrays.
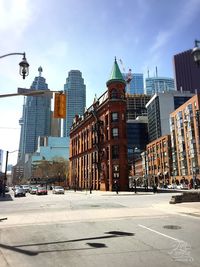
[[138, 224, 182, 242]]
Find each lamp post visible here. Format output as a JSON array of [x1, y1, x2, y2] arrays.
[[0, 52, 29, 79], [2, 150, 19, 197], [191, 40, 200, 67]]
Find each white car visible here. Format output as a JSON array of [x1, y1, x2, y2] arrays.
[[177, 184, 188, 190], [52, 186, 65, 194], [167, 184, 178, 189]]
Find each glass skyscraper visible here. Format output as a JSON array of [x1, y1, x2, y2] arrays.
[[63, 70, 86, 137], [145, 77, 175, 95], [18, 67, 51, 160], [123, 73, 144, 94]]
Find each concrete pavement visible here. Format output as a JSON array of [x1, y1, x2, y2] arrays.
[[1, 190, 200, 228]]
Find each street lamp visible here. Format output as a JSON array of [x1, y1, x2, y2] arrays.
[[191, 40, 200, 67], [0, 52, 29, 79], [2, 150, 19, 197]]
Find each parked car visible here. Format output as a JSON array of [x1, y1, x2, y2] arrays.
[[21, 185, 30, 193], [29, 186, 38, 194], [12, 185, 22, 191], [177, 184, 188, 190], [52, 186, 65, 194], [36, 186, 48, 195], [14, 188, 26, 197], [167, 184, 178, 189]]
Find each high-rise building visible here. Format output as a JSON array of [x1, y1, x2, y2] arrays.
[[145, 77, 175, 95], [123, 73, 144, 94], [18, 67, 51, 160], [146, 91, 194, 143], [174, 49, 200, 93], [63, 70, 86, 138], [0, 149, 3, 172]]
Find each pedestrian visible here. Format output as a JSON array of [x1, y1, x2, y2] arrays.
[[114, 181, 119, 194], [133, 179, 137, 193], [153, 183, 157, 193]]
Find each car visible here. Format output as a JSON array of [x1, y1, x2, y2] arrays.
[[52, 186, 65, 194], [14, 188, 26, 197], [12, 185, 22, 191], [177, 184, 188, 190], [21, 185, 30, 193], [36, 186, 48, 195], [29, 186, 38, 194], [167, 184, 178, 189]]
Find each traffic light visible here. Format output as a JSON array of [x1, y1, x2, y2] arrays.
[[54, 93, 66, 118]]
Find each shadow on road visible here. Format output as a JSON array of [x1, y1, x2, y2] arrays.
[[0, 193, 13, 201], [0, 230, 134, 256]]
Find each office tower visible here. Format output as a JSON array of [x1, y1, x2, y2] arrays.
[[145, 77, 175, 95], [174, 49, 200, 93], [123, 73, 144, 94], [146, 91, 194, 143], [18, 67, 51, 159], [63, 70, 86, 138], [0, 149, 3, 172]]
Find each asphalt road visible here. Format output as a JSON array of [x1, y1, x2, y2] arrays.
[[0, 190, 200, 267]]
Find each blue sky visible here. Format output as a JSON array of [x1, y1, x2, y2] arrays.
[[0, 0, 200, 166]]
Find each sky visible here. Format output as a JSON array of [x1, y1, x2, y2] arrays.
[[0, 0, 200, 167]]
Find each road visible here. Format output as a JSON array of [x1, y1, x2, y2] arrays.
[[0, 189, 200, 267]]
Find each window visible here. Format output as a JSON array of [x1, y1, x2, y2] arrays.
[[112, 128, 119, 138], [111, 89, 118, 99], [111, 112, 119, 122], [105, 115, 108, 125], [113, 164, 119, 171], [112, 145, 119, 159]]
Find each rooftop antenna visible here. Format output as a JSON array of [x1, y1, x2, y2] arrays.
[[156, 66, 158, 77], [147, 68, 149, 78]]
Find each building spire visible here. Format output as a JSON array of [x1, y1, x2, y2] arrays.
[[38, 66, 43, 77], [106, 58, 126, 86]]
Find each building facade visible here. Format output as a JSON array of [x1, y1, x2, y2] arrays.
[[174, 49, 200, 93], [145, 77, 175, 95], [170, 94, 200, 184], [63, 70, 86, 138], [146, 135, 172, 187], [69, 59, 128, 191], [146, 91, 194, 143]]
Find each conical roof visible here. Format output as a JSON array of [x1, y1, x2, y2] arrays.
[[106, 58, 126, 86]]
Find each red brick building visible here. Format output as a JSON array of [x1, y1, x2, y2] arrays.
[[146, 135, 172, 186], [69, 59, 128, 191]]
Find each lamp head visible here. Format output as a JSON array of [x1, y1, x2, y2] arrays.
[[19, 53, 29, 79], [191, 40, 200, 67]]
